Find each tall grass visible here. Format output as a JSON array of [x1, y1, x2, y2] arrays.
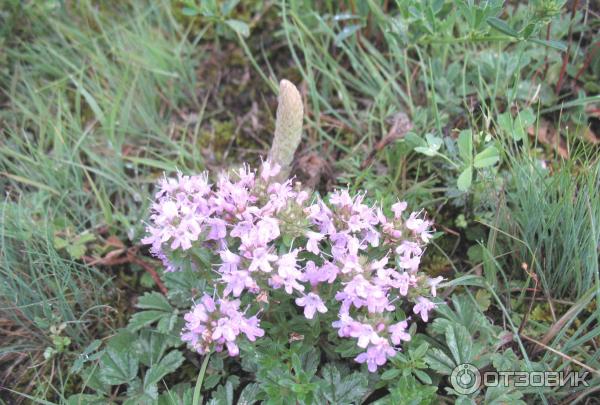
[[0, 0, 203, 236], [505, 155, 599, 299], [0, 198, 111, 399], [0, 1, 203, 400]]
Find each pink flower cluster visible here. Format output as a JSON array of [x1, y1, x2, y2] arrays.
[[181, 294, 264, 356], [143, 161, 443, 372]]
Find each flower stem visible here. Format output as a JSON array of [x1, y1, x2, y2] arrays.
[[192, 352, 211, 405]]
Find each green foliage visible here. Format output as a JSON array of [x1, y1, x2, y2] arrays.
[[2, 0, 599, 403], [180, 0, 250, 38], [504, 158, 600, 299]]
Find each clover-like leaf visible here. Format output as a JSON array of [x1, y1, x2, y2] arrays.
[[473, 146, 499, 168]]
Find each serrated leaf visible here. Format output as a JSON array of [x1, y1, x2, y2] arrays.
[[455, 396, 477, 405], [491, 348, 518, 371], [225, 19, 249, 37], [475, 289, 491, 312], [137, 292, 172, 312], [128, 310, 170, 332], [70, 339, 103, 374], [158, 385, 194, 405], [425, 348, 455, 375], [318, 364, 368, 404], [473, 146, 499, 168], [445, 324, 472, 365], [207, 379, 237, 405], [486, 17, 518, 37], [129, 292, 176, 332], [300, 347, 320, 378], [143, 350, 185, 391], [99, 348, 138, 385], [485, 385, 526, 404], [237, 383, 260, 405], [135, 331, 169, 367]]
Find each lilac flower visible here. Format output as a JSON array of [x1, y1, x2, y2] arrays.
[[303, 261, 338, 286], [207, 218, 227, 241], [260, 160, 281, 181], [247, 247, 278, 273], [275, 250, 304, 294], [428, 276, 444, 297], [181, 295, 264, 357], [240, 316, 265, 341], [145, 160, 442, 370], [329, 189, 353, 208], [295, 293, 327, 319], [219, 250, 240, 273], [351, 323, 381, 348], [389, 319, 411, 345], [406, 212, 434, 242], [413, 296, 436, 322], [222, 270, 257, 297], [306, 231, 324, 255], [391, 201, 408, 218], [355, 340, 396, 372]]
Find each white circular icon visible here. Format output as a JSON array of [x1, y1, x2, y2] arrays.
[[450, 363, 481, 395]]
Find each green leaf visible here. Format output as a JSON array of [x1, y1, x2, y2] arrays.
[[457, 166, 473, 191], [207, 378, 238, 405], [237, 383, 260, 405], [486, 17, 518, 37], [317, 364, 368, 405], [425, 348, 455, 375], [473, 146, 499, 168], [221, 0, 241, 16], [158, 385, 194, 405], [497, 112, 513, 134], [425, 133, 443, 150], [445, 324, 473, 365], [475, 289, 492, 312], [414, 133, 443, 157], [70, 339, 103, 374], [181, 7, 201, 16], [99, 348, 138, 385], [455, 396, 477, 405], [134, 331, 171, 367], [129, 292, 176, 332], [225, 19, 249, 37], [137, 292, 172, 312], [381, 368, 402, 380], [529, 38, 567, 51], [67, 394, 106, 405], [384, 375, 438, 404], [457, 130, 473, 162], [128, 310, 170, 332], [411, 342, 429, 360], [143, 350, 185, 391]]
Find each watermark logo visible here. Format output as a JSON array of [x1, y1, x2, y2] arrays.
[[450, 364, 481, 394], [450, 364, 590, 394]]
